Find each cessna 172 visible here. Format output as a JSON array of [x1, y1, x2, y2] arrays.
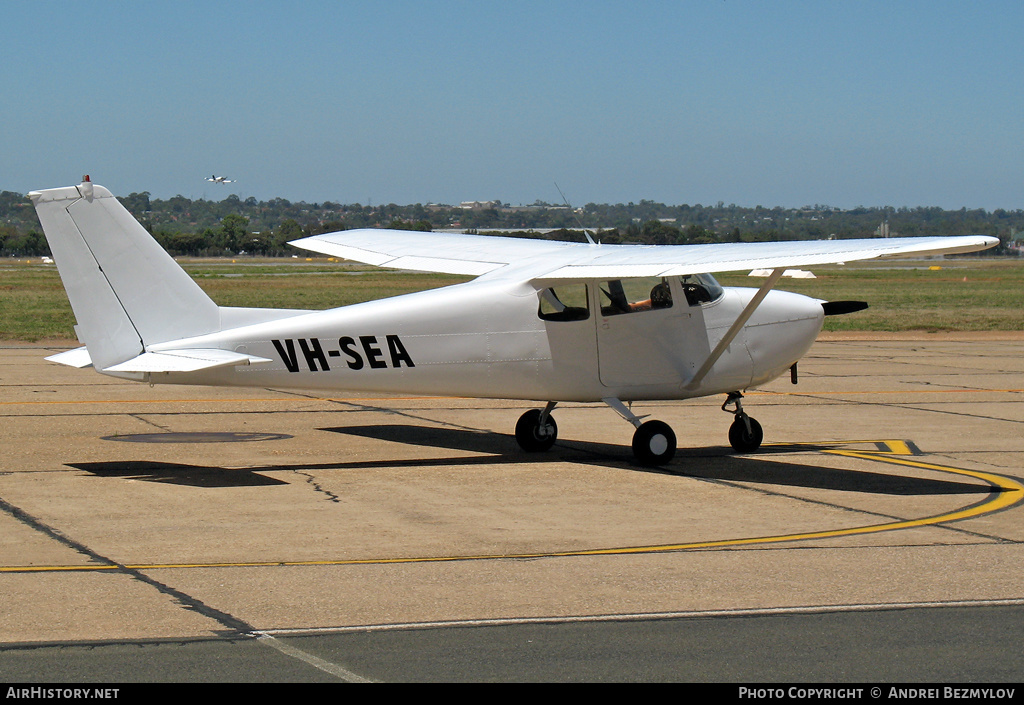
[[29, 178, 998, 464]]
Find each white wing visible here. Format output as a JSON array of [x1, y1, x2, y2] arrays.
[[538, 235, 1000, 279], [291, 229, 999, 280], [291, 230, 586, 276]]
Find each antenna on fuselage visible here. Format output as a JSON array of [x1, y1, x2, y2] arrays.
[[554, 182, 597, 245]]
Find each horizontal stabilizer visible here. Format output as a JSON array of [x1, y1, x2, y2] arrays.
[[102, 349, 272, 373], [45, 347, 93, 368]]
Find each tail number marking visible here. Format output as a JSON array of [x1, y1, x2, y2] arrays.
[[272, 336, 414, 373]]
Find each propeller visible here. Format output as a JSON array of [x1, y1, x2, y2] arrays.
[[821, 300, 869, 316]]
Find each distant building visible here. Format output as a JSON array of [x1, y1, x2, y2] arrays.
[[1009, 231, 1024, 255], [459, 200, 501, 211]]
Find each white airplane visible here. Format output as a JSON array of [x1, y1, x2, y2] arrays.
[[205, 175, 235, 184], [29, 179, 998, 464]]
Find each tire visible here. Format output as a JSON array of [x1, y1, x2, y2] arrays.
[[728, 416, 763, 453], [632, 420, 676, 466], [515, 409, 557, 452]]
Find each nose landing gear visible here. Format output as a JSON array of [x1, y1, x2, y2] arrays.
[[723, 391, 763, 453]]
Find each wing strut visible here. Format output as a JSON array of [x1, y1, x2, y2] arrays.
[[686, 267, 785, 389]]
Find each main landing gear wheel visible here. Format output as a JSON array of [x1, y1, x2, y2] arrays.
[[601, 398, 678, 466], [515, 408, 558, 452], [632, 420, 677, 466]]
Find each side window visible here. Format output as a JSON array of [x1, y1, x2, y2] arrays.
[[538, 285, 590, 322], [599, 278, 673, 316]]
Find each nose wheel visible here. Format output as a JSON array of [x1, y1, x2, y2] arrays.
[[723, 392, 763, 453]]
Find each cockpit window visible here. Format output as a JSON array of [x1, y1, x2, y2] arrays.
[[680, 273, 723, 306], [538, 285, 590, 322], [600, 277, 673, 316]]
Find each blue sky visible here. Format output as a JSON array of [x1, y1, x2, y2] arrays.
[[3, 1, 1022, 209]]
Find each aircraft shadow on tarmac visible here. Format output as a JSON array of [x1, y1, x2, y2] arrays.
[[67, 460, 290, 488], [325, 424, 995, 496], [67, 424, 995, 496]]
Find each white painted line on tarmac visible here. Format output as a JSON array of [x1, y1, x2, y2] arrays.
[[259, 597, 1024, 636], [254, 633, 375, 683]]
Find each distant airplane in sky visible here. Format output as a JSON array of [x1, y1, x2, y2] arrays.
[[205, 175, 235, 184]]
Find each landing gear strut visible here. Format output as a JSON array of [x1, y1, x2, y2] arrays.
[[723, 391, 763, 453]]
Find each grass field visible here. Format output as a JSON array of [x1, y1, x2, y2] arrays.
[[717, 258, 1024, 332], [1, 256, 1021, 342]]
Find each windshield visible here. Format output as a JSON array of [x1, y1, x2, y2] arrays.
[[679, 274, 724, 305]]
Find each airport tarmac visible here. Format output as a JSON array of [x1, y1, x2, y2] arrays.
[[1, 336, 1022, 681]]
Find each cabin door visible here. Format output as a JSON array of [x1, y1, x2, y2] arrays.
[[595, 277, 711, 388]]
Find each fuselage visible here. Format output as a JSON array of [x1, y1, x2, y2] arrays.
[[135, 273, 824, 403]]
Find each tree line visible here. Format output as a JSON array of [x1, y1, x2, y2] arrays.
[[1, 189, 1020, 257]]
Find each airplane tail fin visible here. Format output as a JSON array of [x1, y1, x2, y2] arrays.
[[28, 178, 221, 371]]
